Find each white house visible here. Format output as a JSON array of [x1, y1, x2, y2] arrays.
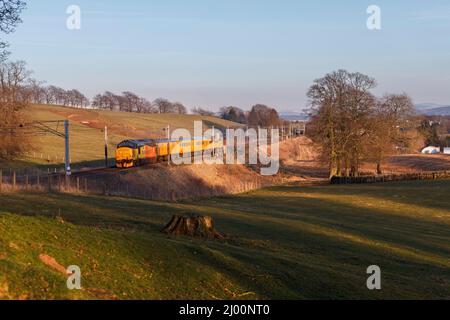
[[444, 147, 450, 155], [421, 146, 441, 154]]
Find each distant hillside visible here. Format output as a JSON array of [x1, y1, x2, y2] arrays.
[[281, 105, 450, 117], [421, 107, 450, 116], [415, 103, 450, 116], [279, 111, 310, 121]]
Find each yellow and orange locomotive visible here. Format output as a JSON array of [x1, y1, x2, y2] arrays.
[[115, 137, 223, 168]]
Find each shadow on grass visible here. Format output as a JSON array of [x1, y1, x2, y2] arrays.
[[174, 203, 450, 299], [267, 180, 450, 213], [179, 195, 450, 262], [0, 192, 181, 233], [388, 155, 450, 171], [1, 179, 450, 299]]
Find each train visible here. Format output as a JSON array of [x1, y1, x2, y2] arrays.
[[115, 137, 224, 168]]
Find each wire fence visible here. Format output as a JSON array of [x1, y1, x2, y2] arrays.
[[0, 168, 271, 201], [0, 124, 306, 199], [0, 170, 86, 194], [330, 171, 450, 185]]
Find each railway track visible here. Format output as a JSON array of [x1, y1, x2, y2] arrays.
[[64, 140, 273, 178]]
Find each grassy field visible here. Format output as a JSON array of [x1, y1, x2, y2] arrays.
[[0, 104, 240, 171], [0, 179, 449, 299]]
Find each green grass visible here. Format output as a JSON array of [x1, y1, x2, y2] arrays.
[[1, 104, 240, 170], [0, 179, 449, 299]]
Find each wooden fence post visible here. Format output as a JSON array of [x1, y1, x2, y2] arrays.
[[76, 177, 80, 192], [0, 169, 2, 192], [65, 175, 70, 192], [25, 174, 29, 191], [13, 171, 16, 190], [37, 175, 40, 190]]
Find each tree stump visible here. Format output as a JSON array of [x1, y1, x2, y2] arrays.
[[162, 215, 225, 240]]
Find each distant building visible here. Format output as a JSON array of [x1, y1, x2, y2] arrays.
[[287, 121, 307, 136], [444, 147, 450, 155], [421, 146, 441, 154]]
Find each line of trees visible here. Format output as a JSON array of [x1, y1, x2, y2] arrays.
[[217, 105, 282, 127], [92, 92, 187, 114], [29, 82, 89, 108], [26, 82, 190, 114], [307, 69, 417, 178], [30, 82, 282, 122], [92, 91, 150, 113]]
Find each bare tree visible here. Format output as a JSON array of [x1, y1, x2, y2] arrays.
[[103, 91, 118, 110], [0, 59, 31, 158], [153, 98, 173, 113], [0, 0, 26, 61], [138, 97, 156, 113], [44, 85, 58, 104], [92, 91, 120, 110], [120, 91, 139, 112], [369, 94, 416, 174], [52, 86, 68, 105], [62, 89, 86, 108], [172, 102, 187, 114], [91, 93, 106, 109], [219, 106, 246, 124], [27, 79, 47, 104], [308, 70, 377, 177], [191, 107, 216, 117], [248, 104, 280, 127]]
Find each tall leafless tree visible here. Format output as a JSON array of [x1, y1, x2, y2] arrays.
[[219, 106, 247, 124], [369, 94, 416, 174], [153, 98, 173, 113], [248, 104, 281, 127], [0, 59, 32, 158], [308, 70, 377, 177], [172, 102, 187, 114], [308, 70, 419, 178], [0, 0, 26, 61]]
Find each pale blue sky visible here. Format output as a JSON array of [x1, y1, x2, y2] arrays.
[[5, 0, 450, 111]]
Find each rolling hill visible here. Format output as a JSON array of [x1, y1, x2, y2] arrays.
[[415, 103, 450, 116], [1, 104, 242, 170]]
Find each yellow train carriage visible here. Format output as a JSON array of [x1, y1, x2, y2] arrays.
[[155, 137, 220, 159], [156, 140, 170, 158]]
